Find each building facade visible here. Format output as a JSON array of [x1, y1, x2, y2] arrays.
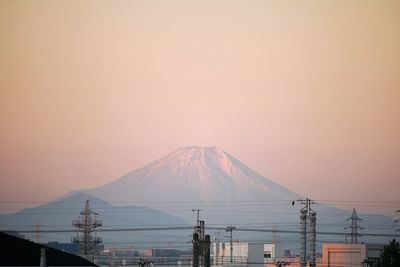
[[322, 243, 383, 267]]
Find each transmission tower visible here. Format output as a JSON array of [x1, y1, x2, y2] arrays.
[[293, 198, 317, 267], [72, 200, 102, 257], [191, 210, 210, 267], [345, 208, 363, 244]]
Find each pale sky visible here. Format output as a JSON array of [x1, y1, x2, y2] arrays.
[[0, 0, 399, 215]]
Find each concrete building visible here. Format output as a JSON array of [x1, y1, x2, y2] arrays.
[[263, 244, 285, 260], [212, 242, 284, 267], [211, 242, 384, 267], [321, 243, 383, 267]]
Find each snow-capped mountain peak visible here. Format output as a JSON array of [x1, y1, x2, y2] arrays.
[[87, 146, 300, 204], [155, 146, 235, 178]]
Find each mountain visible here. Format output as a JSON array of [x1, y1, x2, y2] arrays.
[[87, 146, 300, 211], [87, 146, 393, 248], [2, 146, 396, 251], [89, 146, 300, 203], [87, 146, 304, 228], [86, 146, 397, 246], [0, 192, 189, 245]]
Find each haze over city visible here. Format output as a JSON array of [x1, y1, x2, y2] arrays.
[[1, 0, 400, 217]]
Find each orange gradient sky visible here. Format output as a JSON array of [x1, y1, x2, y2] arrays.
[[0, 1, 399, 214]]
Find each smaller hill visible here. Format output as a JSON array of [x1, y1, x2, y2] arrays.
[[0, 192, 190, 247]]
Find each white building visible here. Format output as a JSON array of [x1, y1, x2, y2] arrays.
[[212, 242, 284, 267], [263, 243, 285, 259]]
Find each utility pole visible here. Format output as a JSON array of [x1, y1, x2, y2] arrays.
[[226, 225, 236, 263], [214, 229, 220, 266], [293, 198, 316, 267], [272, 224, 277, 244], [192, 209, 201, 223], [192, 209, 203, 236], [72, 200, 102, 258], [40, 248, 46, 267], [345, 208, 363, 244], [34, 221, 41, 243], [309, 210, 316, 267]]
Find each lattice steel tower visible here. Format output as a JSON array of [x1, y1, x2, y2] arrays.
[[294, 198, 317, 267], [72, 200, 102, 256], [345, 208, 363, 244]]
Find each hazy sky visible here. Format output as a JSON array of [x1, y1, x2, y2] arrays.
[[1, 1, 399, 215]]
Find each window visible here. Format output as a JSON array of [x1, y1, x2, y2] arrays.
[[264, 252, 271, 258]]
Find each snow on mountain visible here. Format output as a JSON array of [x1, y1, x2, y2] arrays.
[[88, 146, 300, 204]]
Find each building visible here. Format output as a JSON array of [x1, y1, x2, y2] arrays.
[[263, 244, 285, 260], [321, 243, 383, 267], [212, 242, 285, 267], [211, 241, 385, 267]]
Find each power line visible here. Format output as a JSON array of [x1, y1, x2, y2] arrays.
[[12, 226, 400, 238]]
